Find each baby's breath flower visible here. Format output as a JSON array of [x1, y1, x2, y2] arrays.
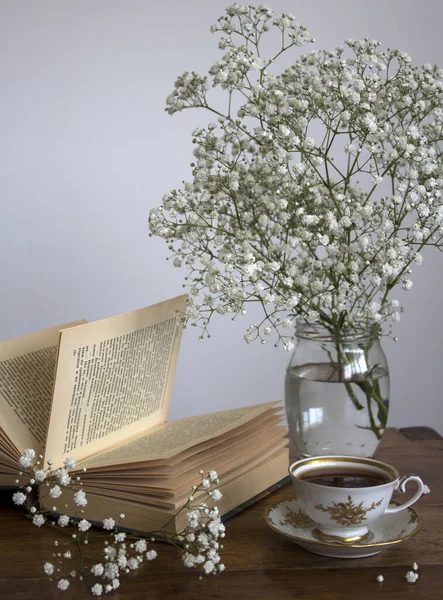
[[376, 574, 384, 582], [57, 469, 71, 487], [91, 583, 103, 596], [146, 550, 157, 561], [43, 562, 54, 575], [57, 579, 70, 591], [127, 557, 139, 570], [208, 470, 218, 482], [12, 492, 27, 505], [203, 560, 215, 574], [210, 489, 223, 501], [91, 564, 104, 576], [78, 519, 91, 532], [58, 515, 70, 527], [32, 514, 45, 527], [151, 3, 443, 350], [63, 457, 77, 469], [405, 571, 419, 583], [103, 517, 115, 531], [19, 455, 33, 469], [34, 469, 46, 483], [135, 539, 147, 553], [412, 562, 419, 570], [73, 489, 87, 507], [49, 485, 62, 499]]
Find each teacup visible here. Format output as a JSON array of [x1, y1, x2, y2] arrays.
[[289, 455, 424, 543]]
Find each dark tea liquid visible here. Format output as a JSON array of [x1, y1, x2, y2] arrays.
[[300, 470, 391, 488]]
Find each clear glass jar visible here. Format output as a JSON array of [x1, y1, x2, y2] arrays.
[[285, 324, 390, 458]]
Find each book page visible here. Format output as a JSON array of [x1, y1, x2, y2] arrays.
[[0, 321, 85, 456], [82, 411, 283, 475], [82, 430, 287, 492], [45, 295, 187, 467], [79, 402, 279, 468]]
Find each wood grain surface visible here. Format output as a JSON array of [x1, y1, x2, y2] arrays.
[[0, 427, 441, 599]]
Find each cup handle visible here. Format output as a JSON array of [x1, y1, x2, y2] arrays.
[[384, 474, 424, 514]]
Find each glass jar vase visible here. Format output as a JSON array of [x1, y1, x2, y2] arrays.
[[285, 324, 390, 458]]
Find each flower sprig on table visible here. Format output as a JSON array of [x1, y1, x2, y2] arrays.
[[149, 2, 443, 347], [12, 448, 226, 595]]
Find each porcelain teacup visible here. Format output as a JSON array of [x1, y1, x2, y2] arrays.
[[289, 455, 424, 543]]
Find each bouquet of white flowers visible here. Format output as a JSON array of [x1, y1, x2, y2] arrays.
[[149, 3, 443, 348]]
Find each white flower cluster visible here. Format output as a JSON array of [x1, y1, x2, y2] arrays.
[[376, 562, 420, 586], [13, 451, 79, 527], [181, 470, 225, 575], [12, 450, 226, 596], [150, 3, 443, 344]]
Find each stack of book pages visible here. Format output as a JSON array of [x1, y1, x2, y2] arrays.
[[0, 295, 289, 533]]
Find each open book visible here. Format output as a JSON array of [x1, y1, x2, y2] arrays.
[[0, 295, 289, 533]]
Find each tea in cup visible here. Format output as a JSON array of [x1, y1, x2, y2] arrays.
[[289, 455, 424, 543]]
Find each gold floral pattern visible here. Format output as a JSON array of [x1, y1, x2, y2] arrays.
[[314, 495, 383, 526], [280, 508, 316, 530], [408, 511, 420, 525]]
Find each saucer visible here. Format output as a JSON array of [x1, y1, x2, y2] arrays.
[[263, 497, 422, 558]]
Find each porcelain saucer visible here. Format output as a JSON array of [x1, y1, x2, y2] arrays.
[[264, 497, 422, 558]]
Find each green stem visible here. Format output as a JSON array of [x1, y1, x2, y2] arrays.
[[344, 382, 365, 411]]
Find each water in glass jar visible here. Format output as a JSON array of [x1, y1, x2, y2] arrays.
[[285, 363, 389, 458]]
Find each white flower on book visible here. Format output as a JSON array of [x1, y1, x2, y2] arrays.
[[19, 455, 33, 469], [102, 518, 115, 531], [208, 470, 218, 482], [73, 489, 87, 507], [56, 468, 72, 486], [34, 469, 46, 483], [49, 485, 62, 499], [210, 489, 223, 501]]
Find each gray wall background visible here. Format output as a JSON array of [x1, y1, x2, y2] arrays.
[[0, 0, 442, 433]]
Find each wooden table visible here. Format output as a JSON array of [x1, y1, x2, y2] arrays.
[[0, 428, 442, 599]]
